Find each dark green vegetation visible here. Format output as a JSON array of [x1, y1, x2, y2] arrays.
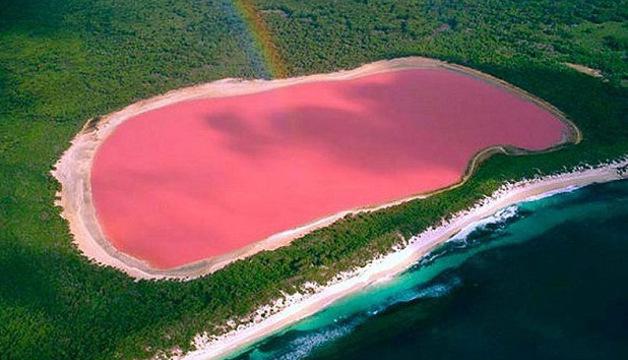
[[1, 0, 627, 359]]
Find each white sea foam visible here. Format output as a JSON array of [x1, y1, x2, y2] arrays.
[[447, 205, 519, 244], [278, 276, 462, 358], [413, 276, 462, 299], [269, 321, 358, 360]]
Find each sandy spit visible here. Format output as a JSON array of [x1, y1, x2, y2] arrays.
[[174, 158, 628, 360], [564, 62, 604, 78], [52, 56, 579, 280]]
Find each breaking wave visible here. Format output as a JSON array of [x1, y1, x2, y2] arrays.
[[448, 205, 520, 244], [242, 274, 463, 360], [412, 276, 462, 299], [414, 204, 524, 270], [252, 319, 359, 360]]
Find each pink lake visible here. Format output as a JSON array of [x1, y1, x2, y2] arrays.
[[91, 68, 568, 269]]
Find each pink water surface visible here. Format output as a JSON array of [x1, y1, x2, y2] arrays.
[[91, 68, 567, 269]]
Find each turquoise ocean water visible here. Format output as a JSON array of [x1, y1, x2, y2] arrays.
[[230, 179, 628, 360]]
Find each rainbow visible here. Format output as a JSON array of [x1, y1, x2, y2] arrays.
[[233, 0, 288, 78]]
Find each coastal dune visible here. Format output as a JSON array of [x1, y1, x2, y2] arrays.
[[52, 57, 577, 279]]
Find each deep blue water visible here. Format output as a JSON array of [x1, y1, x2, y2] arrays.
[[230, 179, 628, 360]]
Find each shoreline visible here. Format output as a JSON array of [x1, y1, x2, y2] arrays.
[[51, 56, 579, 280], [177, 158, 628, 360]]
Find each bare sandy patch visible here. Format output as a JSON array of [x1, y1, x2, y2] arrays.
[[565, 62, 604, 78]]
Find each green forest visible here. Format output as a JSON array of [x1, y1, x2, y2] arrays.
[[1, 0, 627, 358]]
